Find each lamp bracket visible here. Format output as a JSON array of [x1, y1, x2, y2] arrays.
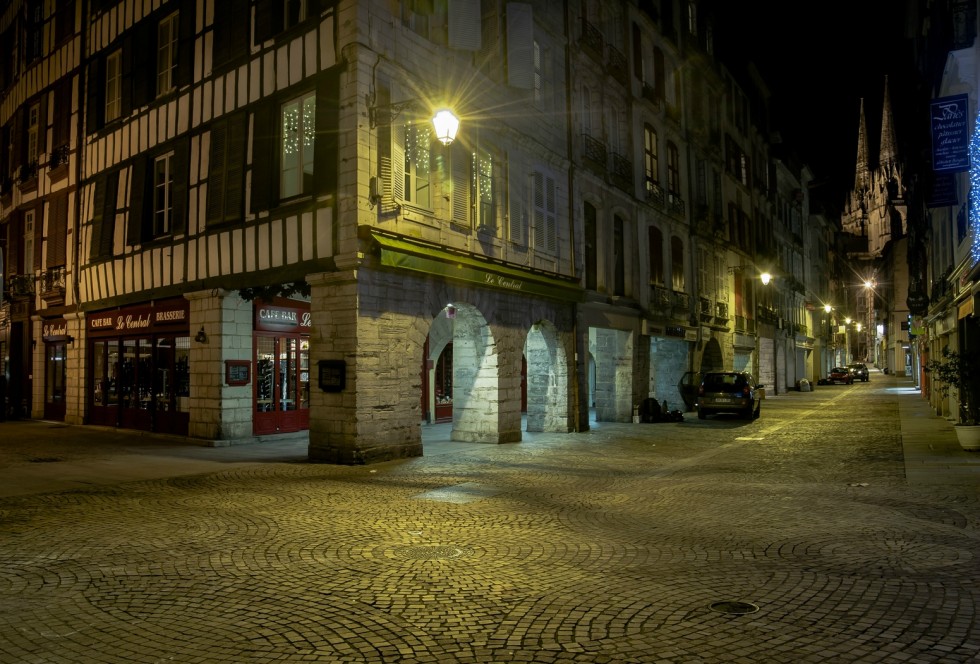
[[369, 99, 420, 128]]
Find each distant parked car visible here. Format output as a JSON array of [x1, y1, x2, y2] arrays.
[[827, 367, 854, 385], [847, 363, 870, 381], [696, 371, 764, 420]]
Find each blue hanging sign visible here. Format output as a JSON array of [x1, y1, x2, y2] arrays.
[[931, 94, 970, 173]]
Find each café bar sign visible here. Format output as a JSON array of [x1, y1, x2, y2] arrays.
[[931, 94, 970, 173], [255, 302, 312, 333], [88, 299, 190, 336]]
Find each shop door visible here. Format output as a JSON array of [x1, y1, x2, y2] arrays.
[[43, 342, 67, 421], [90, 339, 120, 426], [254, 334, 309, 435], [153, 336, 191, 436], [118, 337, 154, 431]]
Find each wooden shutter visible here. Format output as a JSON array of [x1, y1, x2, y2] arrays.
[[52, 79, 71, 148], [532, 171, 544, 250], [7, 211, 20, 274], [175, 0, 195, 88], [206, 120, 227, 224], [32, 206, 43, 271], [449, 0, 481, 50], [506, 3, 533, 90], [314, 70, 339, 195], [213, 2, 249, 69], [129, 22, 154, 108], [451, 142, 470, 227], [250, 103, 275, 213], [36, 94, 47, 157], [171, 139, 189, 235], [99, 171, 119, 258], [127, 161, 147, 246], [47, 193, 68, 267], [86, 58, 104, 134], [507, 154, 525, 244], [254, 0, 284, 44], [391, 123, 405, 203], [478, 0, 499, 80]]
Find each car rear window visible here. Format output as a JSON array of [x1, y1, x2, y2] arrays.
[[703, 374, 746, 390]]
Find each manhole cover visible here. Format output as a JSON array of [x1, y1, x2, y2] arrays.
[[390, 545, 474, 560], [708, 601, 759, 615]]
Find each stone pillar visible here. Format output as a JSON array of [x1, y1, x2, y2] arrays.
[[185, 289, 252, 441], [64, 311, 86, 425], [307, 269, 424, 464]]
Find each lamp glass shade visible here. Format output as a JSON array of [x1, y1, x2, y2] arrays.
[[760, 272, 772, 285], [432, 109, 459, 145]]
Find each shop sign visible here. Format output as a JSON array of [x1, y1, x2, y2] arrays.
[[42, 318, 69, 341], [88, 300, 190, 336], [255, 303, 312, 332], [930, 94, 970, 173]]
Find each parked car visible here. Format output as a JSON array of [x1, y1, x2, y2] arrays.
[[827, 367, 854, 385], [847, 363, 870, 381], [696, 371, 764, 420], [678, 371, 703, 411]]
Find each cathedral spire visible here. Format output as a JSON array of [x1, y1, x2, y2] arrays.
[[879, 76, 898, 176], [854, 97, 870, 194]]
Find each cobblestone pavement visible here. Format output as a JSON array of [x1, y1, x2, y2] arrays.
[[0, 374, 978, 663]]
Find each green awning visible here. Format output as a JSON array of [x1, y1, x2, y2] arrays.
[[369, 231, 582, 302]]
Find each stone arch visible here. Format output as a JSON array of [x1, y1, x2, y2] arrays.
[[524, 320, 569, 432], [700, 337, 724, 372]]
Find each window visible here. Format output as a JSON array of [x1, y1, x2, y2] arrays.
[[671, 235, 684, 290], [26, 0, 43, 62], [403, 121, 432, 208], [285, 0, 311, 30], [532, 171, 557, 254], [157, 12, 178, 97], [27, 104, 40, 166], [584, 202, 597, 290], [666, 142, 679, 195], [24, 210, 35, 273], [643, 124, 658, 188], [153, 152, 174, 237], [687, 2, 697, 35], [207, 113, 246, 225], [533, 40, 542, 104], [280, 91, 317, 199], [105, 50, 121, 122], [613, 215, 625, 296], [473, 147, 495, 229], [648, 226, 664, 286]]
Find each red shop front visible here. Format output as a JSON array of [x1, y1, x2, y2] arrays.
[[253, 299, 310, 435], [87, 298, 190, 435]]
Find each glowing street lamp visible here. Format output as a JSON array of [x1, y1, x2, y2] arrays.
[[431, 109, 460, 145]]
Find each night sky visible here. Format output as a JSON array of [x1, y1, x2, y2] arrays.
[[712, 1, 914, 206]]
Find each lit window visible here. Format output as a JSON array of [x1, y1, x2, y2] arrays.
[[644, 124, 658, 188], [153, 152, 174, 236], [280, 91, 317, 199], [157, 12, 178, 96], [404, 121, 431, 208], [473, 148, 495, 229], [106, 50, 121, 122], [666, 142, 680, 195]]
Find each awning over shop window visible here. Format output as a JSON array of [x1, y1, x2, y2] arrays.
[[368, 230, 583, 302]]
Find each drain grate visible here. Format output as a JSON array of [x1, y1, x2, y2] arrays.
[[390, 545, 474, 560], [708, 600, 759, 615]]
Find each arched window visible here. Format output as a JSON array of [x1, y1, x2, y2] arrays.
[[671, 235, 685, 290]]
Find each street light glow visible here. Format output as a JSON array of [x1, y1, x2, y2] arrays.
[[432, 109, 460, 145], [760, 272, 772, 285]]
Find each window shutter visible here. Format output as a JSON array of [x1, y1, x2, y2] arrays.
[[506, 3, 533, 90], [254, 0, 284, 44], [171, 139, 189, 235], [47, 193, 68, 267], [250, 103, 275, 212], [477, 0, 499, 79], [508, 156, 525, 244], [33, 206, 43, 271], [53, 79, 71, 147], [99, 171, 119, 258], [213, 2, 249, 68], [391, 123, 405, 203], [89, 177, 106, 260], [176, 0, 195, 88], [225, 112, 246, 222], [36, 94, 47, 157], [7, 212, 19, 274], [532, 171, 544, 249], [451, 142, 470, 226], [130, 22, 154, 107], [632, 23, 642, 80], [314, 70, 339, 195], [545, 174, 556, 253], [127, 161, 147, 246], [206, 121, 227, 224], [449, 0, 481, 50]]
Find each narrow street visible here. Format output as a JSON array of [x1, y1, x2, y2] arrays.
[[0, 372, 977, 663]]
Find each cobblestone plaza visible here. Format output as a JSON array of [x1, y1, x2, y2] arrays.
[[0, 373, 978, 663]]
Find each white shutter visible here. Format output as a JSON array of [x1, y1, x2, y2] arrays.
[[508, 155, 526, 244], [449, 0, 482, 51], [532, 171, 544, 250], [452, 143, 471, 226], [392, 123, 405, 203], [546, 174, 557, 253], [506, 3, 533, 89]]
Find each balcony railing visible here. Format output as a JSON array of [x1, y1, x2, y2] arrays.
[[16, 161, 38, 185], [610, 152, 632, 191], [671, 290, 689, 312], [645, 181, 665, 208], [40, 266, 66, 304], [581, 134, 607, 171], [606, 45, 628, 84], [580, 18, 604, 59], [667, 192, 685, 217], [651, 285, 671, 309], [6, 274, 35, 299], [48, 144, 69, 170], [714, 301, 729, 320]]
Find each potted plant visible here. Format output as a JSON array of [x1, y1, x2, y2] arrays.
[[924, 347, 980, 450]]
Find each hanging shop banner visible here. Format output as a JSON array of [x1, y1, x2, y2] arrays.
[[930, 94, 970, 173], [41, 318, 69, 341], [254, 300, 312, 333], [87, 298, 190, 337]]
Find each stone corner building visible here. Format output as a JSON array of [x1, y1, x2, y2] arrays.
[[1, 0, 828, 462]]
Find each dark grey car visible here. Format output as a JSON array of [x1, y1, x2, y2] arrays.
[[696, 371, 764, 420], [847, 363, 870, 381]]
